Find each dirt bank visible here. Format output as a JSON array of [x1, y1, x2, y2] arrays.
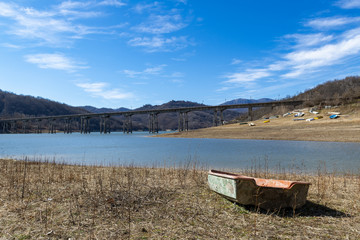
[[158, 107, 360, 142]]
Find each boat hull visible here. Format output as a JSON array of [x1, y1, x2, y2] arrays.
[[208, 170, 310, 210]]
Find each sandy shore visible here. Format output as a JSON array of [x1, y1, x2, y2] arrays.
[[158, 108, 360, 142]]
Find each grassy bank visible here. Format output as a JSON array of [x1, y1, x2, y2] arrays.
[[0, 159, 359, 239]]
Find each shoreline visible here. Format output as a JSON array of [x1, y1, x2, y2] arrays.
[[157, 110, 360, 142]]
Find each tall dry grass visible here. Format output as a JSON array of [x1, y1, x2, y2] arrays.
[[0, 158, 359, 239]]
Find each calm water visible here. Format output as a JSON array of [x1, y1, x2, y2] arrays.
[[0, 132, 359, 173]]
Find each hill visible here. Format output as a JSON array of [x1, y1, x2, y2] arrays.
[[0, 90, 88, 118], [292, 76, 360, 105]]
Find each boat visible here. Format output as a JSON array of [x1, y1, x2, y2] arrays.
[[293, 118, 305, 121], [294, 112, 304, 117], [263, 120, 270, 123], [306, 118, 315, 121], [329, 114, 339, 119], [208, 170, 311, 210]]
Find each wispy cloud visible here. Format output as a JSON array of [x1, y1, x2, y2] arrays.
[[222, 5, 360, 91], [128, 36, 190, 52], [1, 43, 22, 49], [24, 53, 88, 72], [336, 0, 360, 9], [285, 33, 333, 48], [0, 1, 123, 46], [98, 0, 126, 7], [306, 16, 360, 29], [133, 14, 187, 34], [128, 1, 193, 52], [231, 58, 242, 65], [76, 82, 134, 100], [122, 64, 167, 78], [133, 2, 161, 14], [224, 69, 272, 84]]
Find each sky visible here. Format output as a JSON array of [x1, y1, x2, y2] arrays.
[[1, 0, 360, 109]]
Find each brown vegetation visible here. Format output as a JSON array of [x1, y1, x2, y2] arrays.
[[161, 102, 360, 142], [0, 159, 359, 239]]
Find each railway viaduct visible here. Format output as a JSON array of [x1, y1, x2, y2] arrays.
[[0, 100, 304, 134]]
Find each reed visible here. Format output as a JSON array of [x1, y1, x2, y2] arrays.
[[0, 158, 359, 239]]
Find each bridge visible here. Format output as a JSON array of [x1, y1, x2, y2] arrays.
[[0, 99, 304, 134]]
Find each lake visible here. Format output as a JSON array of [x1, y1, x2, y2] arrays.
[[0, 132, 359, 173]]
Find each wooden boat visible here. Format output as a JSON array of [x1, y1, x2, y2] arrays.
[[208, 170, 311, 210]]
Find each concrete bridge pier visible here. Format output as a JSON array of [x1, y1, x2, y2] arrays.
[[22, 120, 29, 134], [220, 109, 224, 125], [123, 114, 133, 134], [149, 113, 159, 133], [178, 111, 189, 132], [11, 121, 17, 133], [48, 119, 56, 134], [213, 109, 219, 126], [80, 116, 91, 134], [35, 119, 42, 134], [248, 106, 253, 121], [64, 118, 72, 134], [213, 108, 225, 126], [2, 122, 8, 133], [100, 115, 110, 134]]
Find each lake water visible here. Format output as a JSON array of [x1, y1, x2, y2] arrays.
[[0, 132, 359, 173]]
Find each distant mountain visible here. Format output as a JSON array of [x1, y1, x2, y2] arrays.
[[221, 98, 274, 113], [80, 106, 130, 114], [222, 98, 274, 105]]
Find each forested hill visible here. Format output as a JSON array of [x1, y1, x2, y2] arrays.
[[0, 90, 88, 118], [292, 76, 360, 103]]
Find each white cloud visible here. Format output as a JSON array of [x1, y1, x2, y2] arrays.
[[24, 53, 88, 72], [76, 82, 134, 100], [224, 69, 271, 84], [128, 36, 190, 52], [1, 43, 22, 49], [231, 58, 242, 65], [223, 9, 360, 91], [0, 1, 120, 46], [133, 14, 187, 34], [98, 0, 126, 7], [337, 0, 360, 9], [285, 33, 333, 48], [306, 16, 360, 29], [122, 64, 167, 78], [76, 82, 107, 93], [283, 32, 360, 77], [133, 2, 160, 14]]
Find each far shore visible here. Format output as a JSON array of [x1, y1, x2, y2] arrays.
[[157, 107, 360, 142]]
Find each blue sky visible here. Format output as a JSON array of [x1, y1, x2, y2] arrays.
[[1, 0, 360, 108]]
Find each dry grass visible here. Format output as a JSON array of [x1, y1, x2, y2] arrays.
[[159, 103, 360, 142], [0, 158, 359, 239]]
